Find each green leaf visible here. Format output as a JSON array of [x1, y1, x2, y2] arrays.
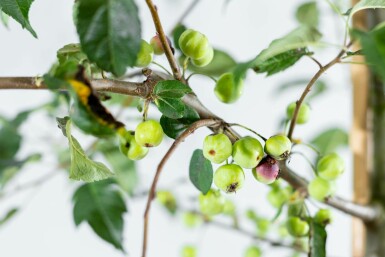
[[76, 0, 141, 76], [73, 181, 127, 251], [309, 221, 327, 257], [254, 48, 309, 76], [296, 2, 319, 27], [233, 26, 322, 83], [349, 0, 385, 17], [0, 110, 32, 162], [0, 0, 37, 37], [310, 128, 349, 154], [160, 105, 200, 139], [189, 149, 213, 195], [0, 153, 41, 188], [155, 97, 186, 119], [353, 23, 385, 82], [0, 208, 18, 226], [153, 80, 192, 98], [184, 49, 237, 77], [0, 8, 9, 27], [61, 119, 114, 182]]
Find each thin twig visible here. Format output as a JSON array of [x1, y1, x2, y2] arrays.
[[141, 119, 221, 257], [228, 123, 267, 141], [287, 41, 353, 140], [306, 55, 324, 69], [145, 0, 183, 81]]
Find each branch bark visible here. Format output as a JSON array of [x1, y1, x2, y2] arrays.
[[0, 75, 381, 223]]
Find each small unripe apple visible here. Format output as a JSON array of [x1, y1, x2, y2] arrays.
[[214, 73, 244, 104], [181, 245, 197, 257], [214, 164, 245, 193], [252, 156, 280, 184], [317, 153, 345, 180], [287, 199, 307, 218], [135, 120, 164, 147], [198, 189, 225, 216], [314, 209, 332, 226], [119, 130, 149, 160], [222, 199, 236, 215], [308, 177, 336, 201], [178, 29, 211, 60], [150, 35, 165, 55], [244, 246, 262, 257], [286, 217, 309, 237], [156, 190, 177, 214], [182, 212, 203, 228], [267, 186, 291, 208], [232, 136, 264, 169], [203, 133, 232, 164], [286, 102, 310, 124], [257, 218, 270, 236], [264, 135, 291, 160], [135, 40, 154, 67], [191, 46, 214, 67]]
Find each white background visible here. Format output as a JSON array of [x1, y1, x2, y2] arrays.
[[0, 0, 353, 257]]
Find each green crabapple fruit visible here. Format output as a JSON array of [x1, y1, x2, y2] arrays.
[[135, 40, 154, 67], [214, 73, 244, 104], [181, 245, 197, 257], [264, 135, 292, 160], [257, 218, 270, 236], [314, 209, 332, 226], [252, 156, 280, 184], [222, 199, 236, 215], [191, 46, 214, 67], [232, 136, 264, 169], [198, 189, 225, 216], [308, 177, 336, 201], [286, 217, 310, 237], [317, 153, 345, 180], [286, 102, 311, 124], [267, 186, 291, 208], [244, 246, 262, 257], [203, 133, 232, 164], [287, 199, 307, 218], [150, 35, 164, 55], [182, 212, 203, 228], [119, 130, 149, 160], [214, 164, 245, 193], [135, 120, 164, 147], [156, 190, 177, 214], [178, 29, 211, 60]]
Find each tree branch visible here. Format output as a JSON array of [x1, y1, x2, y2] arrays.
[[141, 119, 221, 257], [145, 0, 183, 81], [287, 41, 354, 140], [279, 162, 381, 223], [208, 220, 306, 253], [0, 75, 381, 223]]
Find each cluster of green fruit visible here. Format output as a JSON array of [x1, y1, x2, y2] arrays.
[[179, 29, 214, 67], [118, 120, 164, 160], [308, 153, 344, 201], [286, 204, 332, 238], [201, 133, 292, 194], [134, 34, 172, 67]]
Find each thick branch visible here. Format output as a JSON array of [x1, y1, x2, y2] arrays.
[[141, 119, 221, 257], [0, 76, 380, 223], [279, 162, 381, 223], [0, 77, 147, 96]]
